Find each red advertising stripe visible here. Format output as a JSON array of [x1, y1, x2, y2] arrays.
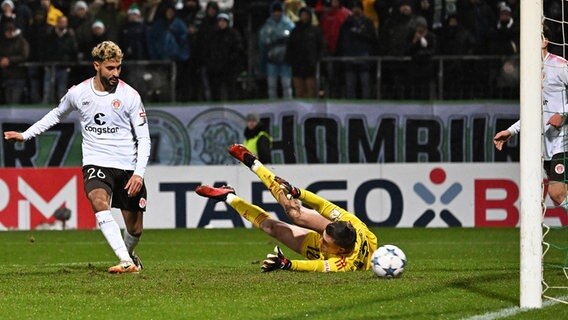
[[0, 168, 95, 230]]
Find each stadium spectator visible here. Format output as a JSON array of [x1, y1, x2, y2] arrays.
[[203, 13, 244, 101], [147, 4, 190, 102], [379, 1, 417, 98], [178, 0, 201, 26], [457, 0, 495, 54], [39, 0, 63, 27], [4, 41, 150, 274], [147, 5, 189, 61], [43, 15, 78, 103], [196, 1, 220, 101], [405, 16, 436, 99], [259, 1, 295, 99], [416, 0, 459, 30], [119, 4, 148, 60], [78, 20, 109, 60], [93, 0, 124, 43], [0, 22, 29, 104], [243, 113, 272, 164], [319, 0, 351, 98], [372, 0, 398, 29], [362, 0, 379, 30], [69, 1, 93, 46], [285, 0, 318, 25], [27, 7, 51, 103], [337, 1, 376, 99], [320, 0, 351, 55], [438, 13, 475, 99], [380, 0, 416, 56], [0, 0, 28, 36], [286, 7, 323, 98], [198, 0, 233, 13], [195, 144, 378, 272], [487, 5, 519, 55], [177, 0, 202, 101]]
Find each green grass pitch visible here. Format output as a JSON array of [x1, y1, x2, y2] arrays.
[[1, 228, 568, 319]]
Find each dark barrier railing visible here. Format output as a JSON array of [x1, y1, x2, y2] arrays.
[[317, 55, 519, 100], [1, 55, 518, 105], [15, 60, 177, 105]]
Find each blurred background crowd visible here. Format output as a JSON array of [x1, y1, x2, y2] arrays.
[[0, 0, 562, 104]]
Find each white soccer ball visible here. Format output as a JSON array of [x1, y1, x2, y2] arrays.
[[371, 244, 407, 278]]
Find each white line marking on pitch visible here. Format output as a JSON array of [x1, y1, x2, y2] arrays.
[[463, 296, 568, 320]]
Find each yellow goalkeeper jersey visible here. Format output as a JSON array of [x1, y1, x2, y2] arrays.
[[290, 190, 378, 272]]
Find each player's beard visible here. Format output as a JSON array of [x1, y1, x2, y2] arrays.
[[100, 74, 119, 91]]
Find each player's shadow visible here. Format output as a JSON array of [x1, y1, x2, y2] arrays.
[[268, 271, 518, 320]]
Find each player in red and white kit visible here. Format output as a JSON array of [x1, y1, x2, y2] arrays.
[[494, 27, 568, 210], [3, 41, 150, 273]]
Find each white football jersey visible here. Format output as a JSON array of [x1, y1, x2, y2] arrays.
[[508, 52, 568, 160], [22, 78, 151, 177]]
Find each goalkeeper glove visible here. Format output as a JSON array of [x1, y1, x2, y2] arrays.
[[261, 246, 292, 272], [274, 176, 301, 199]]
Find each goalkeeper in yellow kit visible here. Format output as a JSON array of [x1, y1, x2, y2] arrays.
[[195, 144, 378, 272]]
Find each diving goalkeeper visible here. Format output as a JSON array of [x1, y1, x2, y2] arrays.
[[195, 144, 378, 272]]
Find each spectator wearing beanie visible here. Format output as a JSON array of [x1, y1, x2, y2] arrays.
[[258, 1, 295, 99]]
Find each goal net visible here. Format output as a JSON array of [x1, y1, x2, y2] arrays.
[[535, 0, 568, 306]]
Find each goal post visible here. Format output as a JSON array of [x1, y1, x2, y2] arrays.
[[519, 0, 543, 309]]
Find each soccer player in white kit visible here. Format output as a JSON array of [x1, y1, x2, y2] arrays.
[[494, 27, 568, 210], [3, 41, 150, 274]]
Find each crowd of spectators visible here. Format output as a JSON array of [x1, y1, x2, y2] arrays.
[[0, 0, 554, 104]]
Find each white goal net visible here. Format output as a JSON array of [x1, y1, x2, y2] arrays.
[[539, 0, 568, 306]]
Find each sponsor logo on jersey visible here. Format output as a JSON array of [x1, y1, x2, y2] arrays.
[[82, 101, 90, 106], [84, 125, 119, 135], [94, 113, 106, 125], [555, 163, 565, 175], [112, 99, 122, 110]]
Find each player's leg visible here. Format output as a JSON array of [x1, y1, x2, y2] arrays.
[[195, 185, 311, 254], [121, 209, 144, 269], [228, 144, 330, 232], [83, 166, 137, 273], [115, 172, 148, 270], [546, 153, 568, 211]]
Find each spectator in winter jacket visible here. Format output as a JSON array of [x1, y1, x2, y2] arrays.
[[405, 16, 436, 99], [27, 7, 51, 103], [196, 1, 220, 101], [319, 0, 351, 54], [286, 7, 323, 98], [119, 4, 148, 60], [487, 5, 519, 55], [203, 13, 244, 101], [43, 15, 78, 103], [147, 5, 189, 61], [0, 0, 28, 37], [259, 1, 295, 99], [0, 22, 29, 104], [337, 1, 377, 99]]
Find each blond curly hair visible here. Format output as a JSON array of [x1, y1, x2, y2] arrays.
[[91, 41, 124, 62]]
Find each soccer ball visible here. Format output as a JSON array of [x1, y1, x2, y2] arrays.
[[371, 244, 407, 278]]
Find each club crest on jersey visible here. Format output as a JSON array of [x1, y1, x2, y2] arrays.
[[111, 99, 122, 110], [555, 163, 565, 175], [139, 198, 147, 209]]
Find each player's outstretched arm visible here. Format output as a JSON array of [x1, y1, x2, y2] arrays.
[[3, 131, 24, 142], [493, 130, 512, 151]]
